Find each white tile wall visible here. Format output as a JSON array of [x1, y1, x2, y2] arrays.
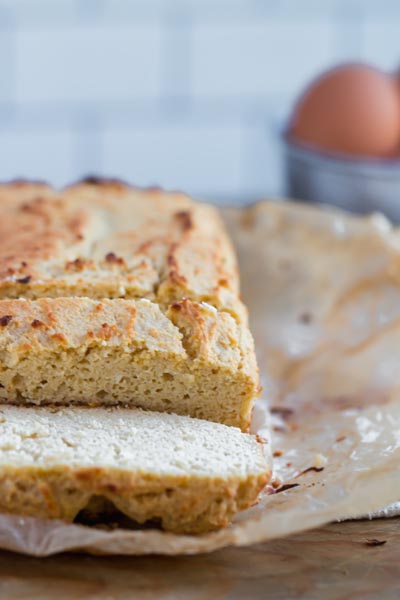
[[192, 22, 337, 98], [1, 0, 78, 24], [241, 125, 284, 198], [0, 0, 398, 203], [16, 25, 162, 103], [103, 126, 244, 197], [0, 30, 15, 103], [361, 22, 400, 70], [0, 130, 74, 184]]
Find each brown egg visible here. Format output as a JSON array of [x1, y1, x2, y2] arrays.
[[394, 68, 400, 100], [289, 63, 400, 157]]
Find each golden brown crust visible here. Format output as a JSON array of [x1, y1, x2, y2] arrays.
[[0, 298, 139, 351], [0, 466, 270, 534], [0, 180, 239, 312]]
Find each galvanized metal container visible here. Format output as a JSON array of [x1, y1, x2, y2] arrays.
[[284, 136, 400, 223]]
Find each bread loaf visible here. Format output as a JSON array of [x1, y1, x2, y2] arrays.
[[0, 180, 259, 429]]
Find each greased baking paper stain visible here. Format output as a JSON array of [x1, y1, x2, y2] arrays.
[[0, 200, 399, 555]]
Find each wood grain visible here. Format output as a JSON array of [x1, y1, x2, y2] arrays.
[[0, 519, 398, 599]]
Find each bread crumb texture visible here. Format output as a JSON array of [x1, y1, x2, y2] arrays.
[[0, 406, 270, 533], [0, 181, 259, 429]]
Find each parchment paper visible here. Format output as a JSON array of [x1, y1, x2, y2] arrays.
[[0, 199, 399, 556]]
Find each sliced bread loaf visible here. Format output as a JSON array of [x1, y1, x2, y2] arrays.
[[0, 180, 259, 429], [0, 406, 270, 534]]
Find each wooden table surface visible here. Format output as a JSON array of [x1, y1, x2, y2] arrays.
[[0, 519, 398, 600]]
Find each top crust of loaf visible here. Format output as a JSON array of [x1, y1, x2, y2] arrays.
[[0, 296, 254, 370], [0, 179, 240, 316]]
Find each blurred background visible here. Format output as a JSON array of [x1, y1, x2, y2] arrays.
[[0, 0, 399, 205]]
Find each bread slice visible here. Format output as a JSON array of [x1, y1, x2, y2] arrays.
[[0, 297, 257, 429], [0, 405, 270, 534], [0, 180, 259, 429]]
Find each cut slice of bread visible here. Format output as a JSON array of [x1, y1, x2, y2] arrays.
[[0, 406, 270, 534], [0, 297, 257, 430]]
